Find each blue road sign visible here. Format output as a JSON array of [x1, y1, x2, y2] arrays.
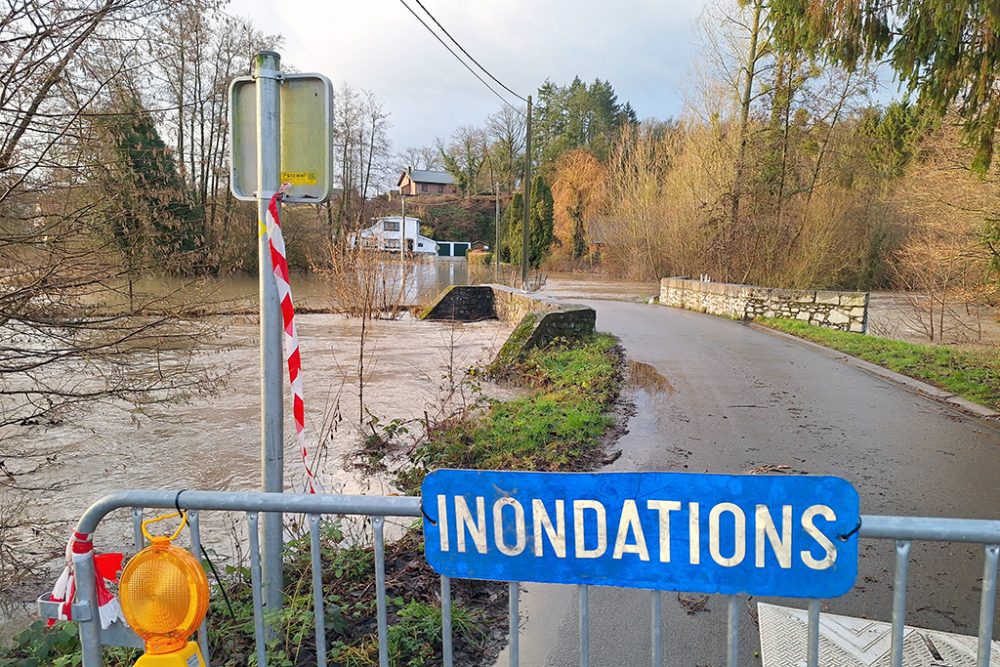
[[422, 470, 859, 598]]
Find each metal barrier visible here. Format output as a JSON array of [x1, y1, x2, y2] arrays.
[[38, 489, 1000, 667]]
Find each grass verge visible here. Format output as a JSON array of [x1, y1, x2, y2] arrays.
[[1, 333, 624, 667], [401, 332, 623, 491], [759, 318, 1000, 411]]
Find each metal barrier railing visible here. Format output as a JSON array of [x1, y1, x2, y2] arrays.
[[38, 490, 1000, 667]]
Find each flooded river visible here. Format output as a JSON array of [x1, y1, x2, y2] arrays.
[[0, 259, 517, 635], [0, 265, 660, 631], [1, 264, 656, 624], [4, 312, 511, 559]]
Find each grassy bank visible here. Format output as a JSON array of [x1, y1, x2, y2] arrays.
[[759, 318, 1000, 411], [402, 333, 622, 490], [1, 333, 624, 667]]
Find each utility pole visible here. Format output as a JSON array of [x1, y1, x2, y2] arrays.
[[494, 179, 500, 283], [400, 194, 407, 307], [521, 95, 532, 291], [255, 50, 284, 629]]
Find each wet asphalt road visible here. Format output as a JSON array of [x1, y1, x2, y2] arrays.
[[494, 300, 1000, 667]]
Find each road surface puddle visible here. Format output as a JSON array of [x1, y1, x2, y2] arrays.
[[627, 360, 674, 395]]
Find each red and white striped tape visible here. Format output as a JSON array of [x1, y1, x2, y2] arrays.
[[265, 188, 320, 494], [48, 532, 123, 629]]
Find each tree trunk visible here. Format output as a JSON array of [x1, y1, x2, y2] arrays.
[[727, 0, 765, 280]]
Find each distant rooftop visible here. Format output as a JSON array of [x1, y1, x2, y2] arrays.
[[398, 168, 455, 186]]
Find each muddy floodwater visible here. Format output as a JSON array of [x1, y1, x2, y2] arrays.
[[3, 312, 512, 614]]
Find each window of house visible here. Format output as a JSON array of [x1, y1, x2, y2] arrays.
[[421, 184, 428, 193], [383, 220, 399, 232], [437, 184, 444, 193]]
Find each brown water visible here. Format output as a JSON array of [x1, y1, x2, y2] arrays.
[[122, 258, 473, 313], [539, 273, 660, 302], [2, 310, 512, 629], [867, 291, 1000, 345]]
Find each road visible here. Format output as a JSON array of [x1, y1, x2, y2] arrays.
[[494, 299, 1000, 666]]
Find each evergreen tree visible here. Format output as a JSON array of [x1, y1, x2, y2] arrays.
[[857, 100, 932, 180], [533, 77, 638, 173], [767, 0, 1000, 172], [528, 175, 554, 267], [503, 181, 554, 269], [502, 192, 524, 264], [101, 97, 204, 272]]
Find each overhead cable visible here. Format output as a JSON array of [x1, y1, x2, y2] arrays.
[[396, 0, 525, 115], [411, 0, 528, 103]]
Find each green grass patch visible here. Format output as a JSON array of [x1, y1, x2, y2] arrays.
[[404, 333, 622, 490], [759, 318, 1000, 410]]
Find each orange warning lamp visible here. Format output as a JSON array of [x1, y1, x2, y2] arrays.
[[119, 512, 209, 667]]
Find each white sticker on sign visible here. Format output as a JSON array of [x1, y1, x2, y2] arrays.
[[187, 653, 201, 667]]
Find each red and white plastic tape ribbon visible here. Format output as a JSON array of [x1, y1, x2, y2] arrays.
[[48, 532, 123, 629], [265, 188, 320, 494]]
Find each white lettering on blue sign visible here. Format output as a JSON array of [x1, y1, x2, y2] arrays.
[[533, 499, 565, 557], [422, 471, 859, 598], [435, 495, 835, 569]]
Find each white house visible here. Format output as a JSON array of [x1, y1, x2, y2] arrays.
[[351, 215, 439, 255]]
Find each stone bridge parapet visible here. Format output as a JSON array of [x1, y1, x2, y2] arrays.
[[659, 277, 869, 332], [420, 285, 596, 369]]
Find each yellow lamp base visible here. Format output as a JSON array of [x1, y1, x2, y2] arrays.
[[134, 641, 206, 667]]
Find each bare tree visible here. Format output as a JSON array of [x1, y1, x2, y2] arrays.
[[397, 145, 442, 172], [2, 0, 221, 420], [418, 145, 443, 171], [889, 124, 998, 341], [397, 146, 424, 171], [332, 84, 392, 233], [486, 105, 526, 194], [0, 1, 227, 601], [359, 91, 391, 220], [439, 125, 488, 198], [145, 9, 278, 272]]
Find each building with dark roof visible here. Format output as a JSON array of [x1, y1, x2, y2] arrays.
[[397, 167, 458, 196]]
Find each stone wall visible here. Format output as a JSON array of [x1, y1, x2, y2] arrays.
[[489, 285, 569, 323], [420, 284, 596, 370], [420, 284, 574, 323], [417, 285, 496, 321], [659, 277, 869, 332]]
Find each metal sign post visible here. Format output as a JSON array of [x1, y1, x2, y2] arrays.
[[253, 49, 285, 627], [229, 51, 334, 633]]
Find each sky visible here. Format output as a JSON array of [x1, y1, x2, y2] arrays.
[[227, 0, 707, 156]]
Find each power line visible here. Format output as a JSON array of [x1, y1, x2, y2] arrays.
[[396, 0, 525, 115], [410, 0, 528, 103]]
